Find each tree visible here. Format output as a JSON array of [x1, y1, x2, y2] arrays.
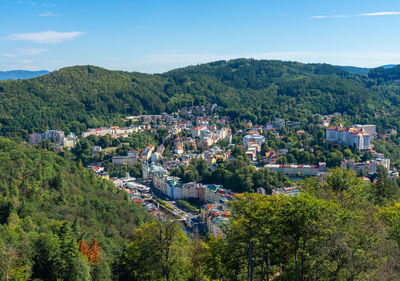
[[69, 253, 91, 281], [79, 238, 90, 258], [0, 240, 26, 281], [373, 166, 400, 205], [88, 237, 102, 266], [361, 150, 373, 162], [120, 220, 191, 281], [31, 233, 63, 281], [324, 168, 364, 192]]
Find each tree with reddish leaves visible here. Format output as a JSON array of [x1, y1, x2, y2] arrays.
[[79, 237, 101, 266], [79, 239, 89, 258], [88, 237, 101, 266]]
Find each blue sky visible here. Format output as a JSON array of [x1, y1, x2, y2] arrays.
[[1, 0, 400, 73]]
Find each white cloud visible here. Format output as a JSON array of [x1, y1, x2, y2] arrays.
[[360, 11, 400, 16], [7, 31, 84, 43], [42, 3, 56, 7], [311, 11, 400, 19], [22, 59, 33, 63], [39, 12, 58, 17], [310, 15, 347, 19], [16, 1, 37, 5]]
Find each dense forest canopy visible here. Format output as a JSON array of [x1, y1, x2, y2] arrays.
[[0, 59, 399, 137], [0, 137, 148, 279]]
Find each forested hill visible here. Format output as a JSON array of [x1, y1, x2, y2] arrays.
[[0, 137, 148, 279], [0, 59, 399, 137]]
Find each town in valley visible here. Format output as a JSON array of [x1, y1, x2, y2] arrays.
[[28, 104, 396, 237]]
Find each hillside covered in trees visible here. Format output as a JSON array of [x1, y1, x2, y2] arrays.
[[0, 137, 148, 279], [1, 59, 400, 137], [4, 136, 400, 280]]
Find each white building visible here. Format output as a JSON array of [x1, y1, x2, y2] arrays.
[[243, 134, 265, 149], [353, 124, 377, 140], [62, 136, 76, 148], [326, 126, 371, 150]]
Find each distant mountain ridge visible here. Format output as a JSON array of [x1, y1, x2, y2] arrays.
[[0, 70, 50, 80], [336, 65, 371, 74], [337, 64, 398, 74]]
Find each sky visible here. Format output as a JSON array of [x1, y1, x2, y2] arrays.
[[1, 0, 400, 73]]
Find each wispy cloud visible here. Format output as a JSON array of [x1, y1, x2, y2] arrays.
[[41, 3, 56, 7], [19, 48, 49, 55], [39, 12, 58, 17], [360, 11, 400, 16], [7, 31, 84, 43], [16, 0, 37, 5], [0, 53, 17, 58], [0, 49, 48, 59], [310, 15, 347, 19], [311, 11, 400, 19], [0, 52, 17, 58]]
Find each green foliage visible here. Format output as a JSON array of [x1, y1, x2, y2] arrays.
[[71, 132, 159, 166], [0, 137, 148, 280], [323, 167, 364, 192], [171, 157, 290, 193], [119, 220, 192, 281], [176, 199, 200, 214], [1, 59, 399, 138], [156, 198, 174, 211]]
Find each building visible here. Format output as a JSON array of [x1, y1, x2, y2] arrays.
[[29, 133, 43, 145], [201, 203, 230, 237], [150, 152, 162, 162], [81, 126, 141, 138], [341, 158, 390, 175], [174, 146, 184, 155], [263, 150, 278, 164], [141, 146, 154, 161], [62, 136, 76, 148], [353, 124, 377, 140], [182, 182, 200, 199], [42, 130, 65, 143], [30, 130, 75, 148], [273, 118, 285, 128], [92, 146, 102, 154], [112, 150, 138, 166], [326, 126, 371, 150], [246, 143, 260, 161], [200, 129, 213, 140], [166, 177, 183, 199], [243, 134, 265, 149], [191, 126, 206, 138], [265, 163, 327, 176]]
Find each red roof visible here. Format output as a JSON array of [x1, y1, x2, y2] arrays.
[[193, 126, 204, 130]]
